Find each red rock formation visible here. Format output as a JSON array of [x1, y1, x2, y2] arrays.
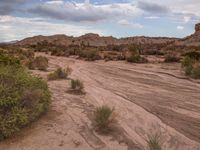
[[15, 23, 200, 53], [195, 23, 200, 32]]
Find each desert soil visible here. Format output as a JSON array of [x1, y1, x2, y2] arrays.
[[0, 53, 200, 150]]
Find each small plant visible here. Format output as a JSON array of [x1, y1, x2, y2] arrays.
[[181, 56, 194, 75], [181, 56, 200, 78], [26, 59, 36, 70], [183, 51, 200, 61], [0, 54, 20, 65], [79, 49, 100, 61], [147, 134, 162, 150], [48, 67, 71, 80], [94, 105, 116, 132], [34, 56, 48, 71], [191, 62, 200, 79], [126, 54, 148, 63], [164, 54, 180, 63], [71, 79, 84, 91]]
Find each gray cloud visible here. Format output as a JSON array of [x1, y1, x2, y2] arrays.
[[28, 5, 105, 22], [28, 2, 142, 22], [0, 0, 26, 15], [137, 1, 170, 14], [0, 6, 13, 15]]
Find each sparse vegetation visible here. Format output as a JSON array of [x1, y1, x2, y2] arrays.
[[183, 51, 200, 61], [181, 54, 200, 78], [26, 56, 48, 71], [48, 67, 72, 80], [26, 59, 36, 70], [126, 54, 148, 63], [147, 134, 162, 150], [0, 54, 20, 65], [70, 79, 84, 91], [164, 53, 180, 63], [34, 56, 48, 71], [144, 49, 164, 55], [79, 49, 100, 61], [94, 105, 116, 132], [182, 56, 194, 75], [126, 44, 148, 63], [191, 62, 200, 79], [0, 54, 51, 140]]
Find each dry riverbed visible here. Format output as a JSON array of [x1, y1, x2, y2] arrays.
[[0, 53, 200, 150]]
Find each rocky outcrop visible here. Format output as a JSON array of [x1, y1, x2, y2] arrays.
[[16, 33, 177, 49], [16, 23, 200, 53], [195, 23, 200, 33], [164, 23, 200, 52]]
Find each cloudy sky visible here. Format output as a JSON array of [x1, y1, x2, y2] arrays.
[[0, 0, 200, 42]]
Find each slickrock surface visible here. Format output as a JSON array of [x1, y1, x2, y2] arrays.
[[0, 53, 200, 150]]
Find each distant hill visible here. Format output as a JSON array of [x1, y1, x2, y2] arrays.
[[0, 40, 19, 45], [15, 23, 200, 52], [16, 33, 177, 47]]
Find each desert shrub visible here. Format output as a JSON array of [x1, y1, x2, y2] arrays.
[[0, 54, 20, 66], [164, 54, 180, 63], [23, 50, 35, 58], [126, 54, 148, 63], [126, 45, 147, 63], [51, 49, 62, 56], [182, 56, 194, 75], [34, 56, 48, 71], [144, 50, 164, 55], [26, 59, 36, 70], [94, 105, 116, 132], [0, 47, 35, 67], [183, 51, 200, 61], [181, 56, 200, 78], [25, 56, 48, 71], [79, 49, 100, 61], [48, 67, 71, 80], [191, 63, 200, 79], [70, 79, 84, 91], [126, 54, 140, 63], [147, 134, 162, 150], [128, 44, 141, 54], [0, 56, 51, 140]]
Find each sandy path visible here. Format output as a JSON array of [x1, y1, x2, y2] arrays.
[[0, 53, 200, 150]]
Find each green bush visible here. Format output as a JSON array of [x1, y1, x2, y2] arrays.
[[192, 63, 200, 79], [181, 56, 200, 78], [0, 59, 51, 140], [26, 56, 48, 71], [128, 44, 141, 54], [147, 134, 162, 150], [126, 54, 148, 63], [181, 56, 193, 75], [26, 59, 36, 70], [79, 49, 100, 61], [48, 67, 71, 80], [70, 79, 84, 91], [183, 51, 200, 61], [34, 56, 48, 71], [94, 105, 116, 132], [0, 54, 20, 66]]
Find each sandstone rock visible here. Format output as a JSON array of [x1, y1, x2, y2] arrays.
[[195, 23, 200, 32], [16, 33, 176, 48]]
